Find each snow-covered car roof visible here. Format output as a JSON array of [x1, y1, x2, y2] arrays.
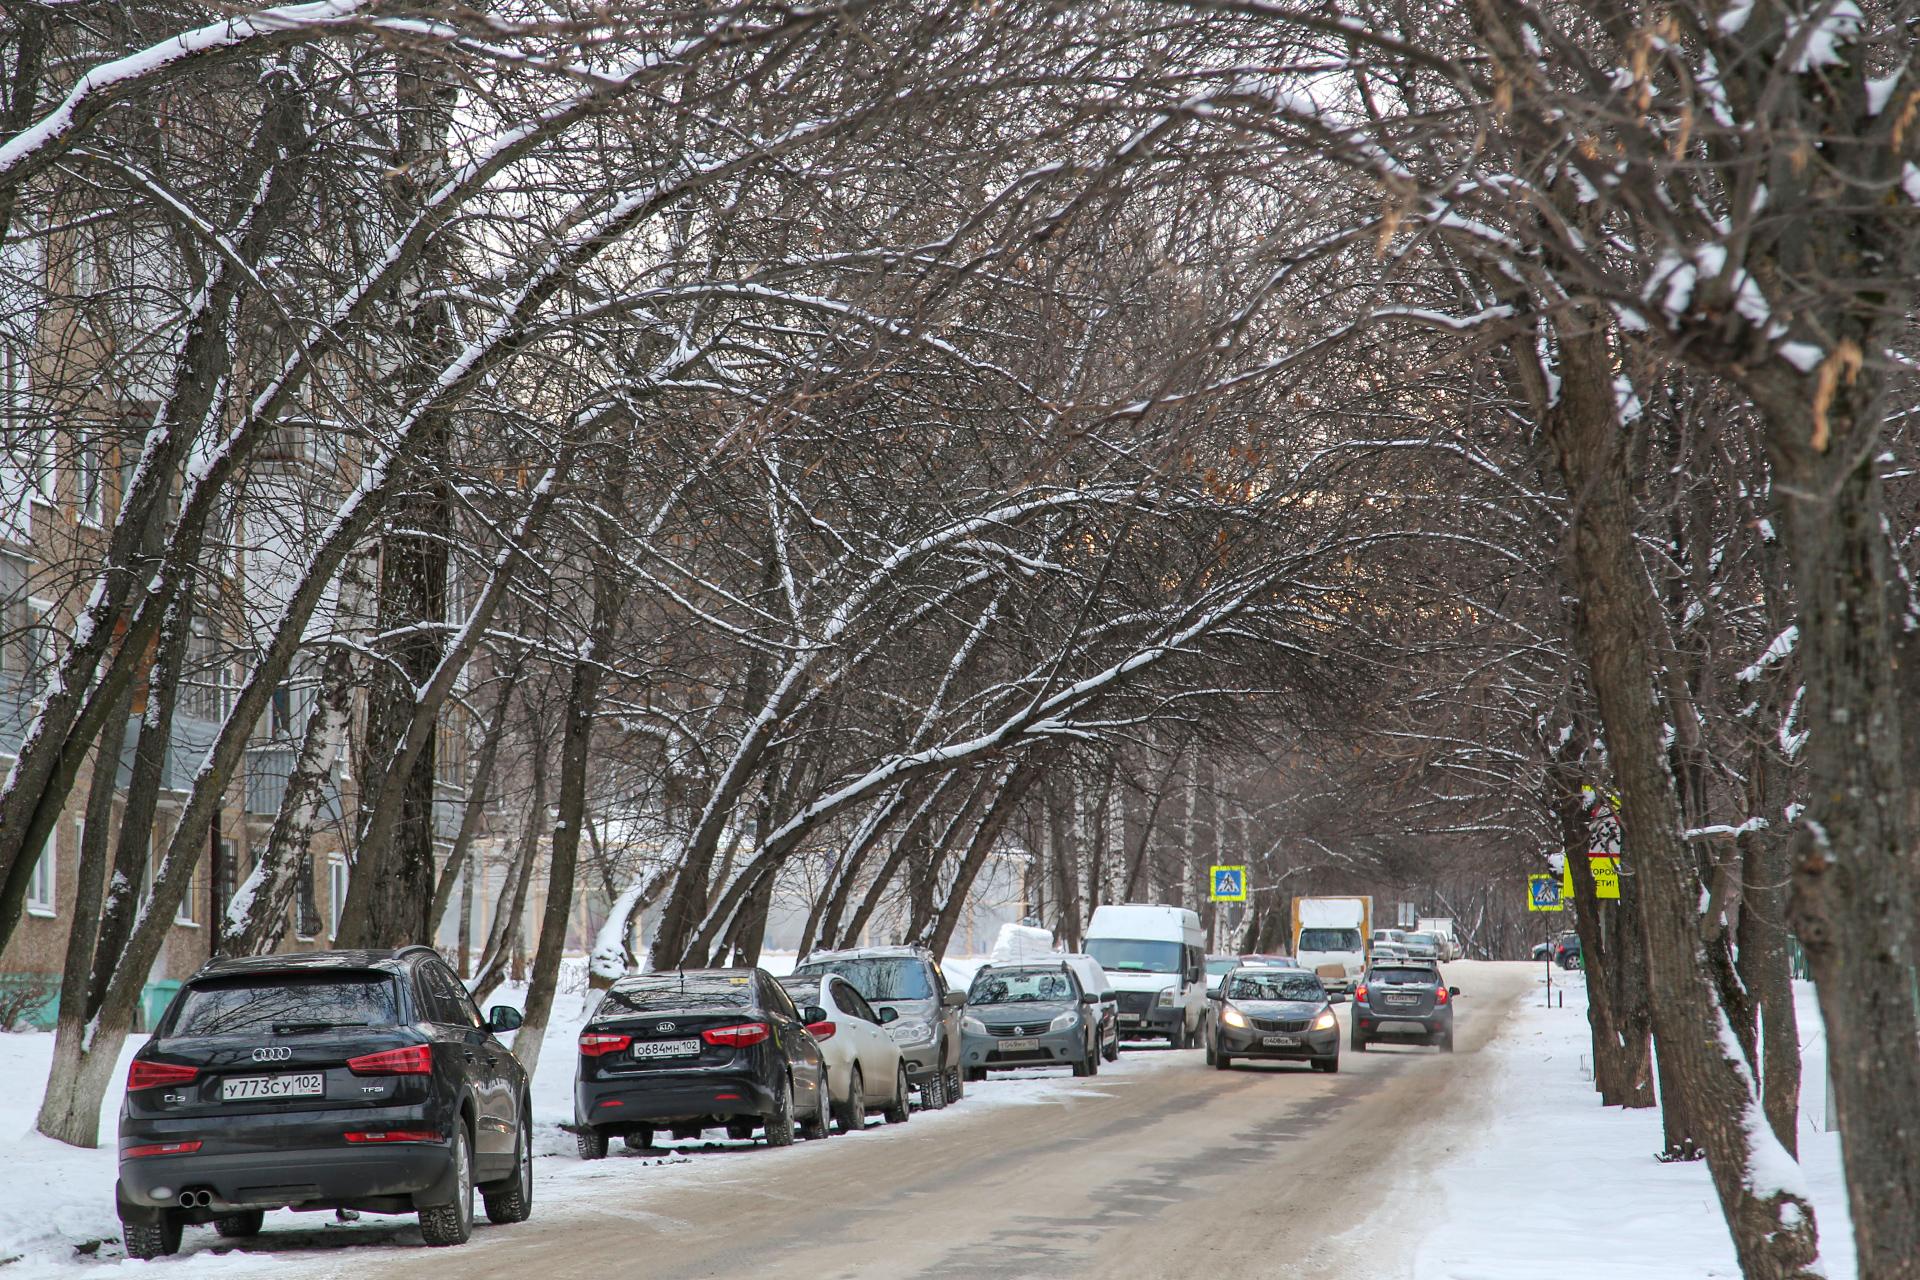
[[797, 944, 933, 964]]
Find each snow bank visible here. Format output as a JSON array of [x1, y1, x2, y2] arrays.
[[1412, 973, 1854, 1279], [987, 922, 1055, 965]]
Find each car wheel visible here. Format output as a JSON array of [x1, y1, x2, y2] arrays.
[[576, 1126, 609, 1160], [801, 1072, 832, 1140], [764, 1074, 797, 1147], [964, 1065, 986, 1084], [1441, 1029, 1456, 1054], [214, 1209, 265, 1238], [1204, 1036, 1216, 1067], [419, 1125, 475, 1247], [622, 1126, 655, 1152], [1104, 1031, 1120, 1063], [1169, 1022, 1187, 1050], [1214, 1046, 1232, 1071], [946, 1064, 965, 1102], [835, 1066, 868, 1133], [920, 1066, 947, 1110], [1315, 1054, 1340, 1074], [122, 1213, 182, 1260], [484, 1110, 535, 1225], [883, 1063, 912, 1124], [1350, 1023, 1368, 1053]]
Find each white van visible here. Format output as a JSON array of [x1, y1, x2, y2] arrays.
[[1083, 904, 1206, 1048]]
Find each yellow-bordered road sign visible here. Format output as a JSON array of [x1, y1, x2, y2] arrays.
[[1209, 865, 1249, 902], [1528, 874, 1565, 912]]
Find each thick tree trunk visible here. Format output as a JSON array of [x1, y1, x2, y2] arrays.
[[1532, 315, 1819, 1276], [1761, 381, 1920, 1275]]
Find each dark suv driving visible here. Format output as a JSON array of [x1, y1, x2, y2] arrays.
[[1351, 961, 1458, 1053], [116, 947, 533, 1259]]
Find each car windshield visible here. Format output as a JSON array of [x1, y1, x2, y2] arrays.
[[969, 969, 1077, 1004], [1205, 958, 1238, 975], [167, 973, 400, 1037], [601, 972, 756, 1015], [1406, 934, 1438, 946], [1085, 939, 1181, 973], [1225, 972, 1325, 1002], [1371, 967, 1438, 986], [794, 957, 932, 1001], [776, 977, 821, 1005], [1298, 928, 1362, 951]]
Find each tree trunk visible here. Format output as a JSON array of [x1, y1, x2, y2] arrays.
[[427, 658, 522, 937], [1530, 314, 1819, 1275], [470, 756, 545, 1007]]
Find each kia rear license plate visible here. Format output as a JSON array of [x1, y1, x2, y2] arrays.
[[630, 1038, 702, 1059], [998, 1038, 1039, 1053], [1262, 1035, 1300, 1048], [222, 1072, 324, 1101]]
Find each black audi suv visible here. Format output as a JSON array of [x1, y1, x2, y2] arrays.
[[116, 946, 533, 1259], [573, 968, 829, 1157]]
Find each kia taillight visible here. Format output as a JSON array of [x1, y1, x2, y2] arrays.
[[344, 1129, 440, 1144], [128, 1060, 198, 1091], [346, 1044, 432, 1076], [805, 1020, 837, 1041], [702, 1022, 770, 1048], [124, 1140, 201, 1158], [578, 1032, 632, 1057]]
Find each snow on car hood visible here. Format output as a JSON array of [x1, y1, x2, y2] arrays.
[[1102, 971, 1178, 994]]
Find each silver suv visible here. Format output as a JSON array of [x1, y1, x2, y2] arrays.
[[790, 946, 968, 1108]]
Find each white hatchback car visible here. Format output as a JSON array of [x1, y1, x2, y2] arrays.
[[778, 973, 911, 1132]]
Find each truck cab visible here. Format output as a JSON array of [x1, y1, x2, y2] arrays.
[[1083, 904, 1206, 1048], [1292, 896, 1372, 997]]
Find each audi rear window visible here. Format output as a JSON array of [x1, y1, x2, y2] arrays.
[[600, 973, 756, 1015], [166, 973, 401, 1037]]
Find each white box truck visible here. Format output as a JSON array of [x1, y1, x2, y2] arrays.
[[1084, 904, 1207, 1048], [1292, 896, 1372, 996]]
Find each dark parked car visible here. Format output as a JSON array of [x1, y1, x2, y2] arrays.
[[790, 945, 967, 1108], [116, 947, 533, 1259], [1351, 962, 1458, 1053], [959, 963, 1103, 1079], [1204, 967, 1339, 1072], [573, 968, 829, 1157], [1554, 932, 1584, 969]]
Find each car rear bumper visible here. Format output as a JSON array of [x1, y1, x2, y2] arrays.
[[1356, 1008, 1452, 1038], [1217, 1024, 1339, 1060], [117, 1140, 454, 1219], [576, 1070, 776, 1129], [961, 1028, 1086, 1070]]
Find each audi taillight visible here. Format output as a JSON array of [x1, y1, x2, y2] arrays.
[[124, 1140, 201, 1158], [344, 1129, 440, 1144], [578, 1032, 632, 1057], [805, 1020, 837, 1041], [346, 1044, 432, 1076], [702, 1022, 770, 1047], [128, 1060, 198, 1091]]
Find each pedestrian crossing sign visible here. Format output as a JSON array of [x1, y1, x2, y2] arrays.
[[1209, 865, 1249, 902], [1528, 874, 1564, 912]]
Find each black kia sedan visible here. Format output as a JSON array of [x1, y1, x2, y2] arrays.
[[1204, 966, 1340, 1071], [116, 947, 533, 1259], [573, 968, 829, 1157]]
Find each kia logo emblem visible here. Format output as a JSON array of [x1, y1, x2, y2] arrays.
[[251, 1046, 292, 1062], [657, 1021, 676, 1033]]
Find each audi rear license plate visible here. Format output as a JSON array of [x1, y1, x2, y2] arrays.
[[222, 1072, 324, 1101], [630, 1038, 702, 1059], [1262, 1035, 1300, 1048], [997, 1037, 1039, 1053]]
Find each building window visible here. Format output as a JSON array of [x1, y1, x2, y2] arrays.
[[328, 857, 348, 938], [175, 853, 198, 926], [25, 832, 53, 917]]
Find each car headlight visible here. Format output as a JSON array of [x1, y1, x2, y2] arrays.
[[1048, 1012, 1078, 1032], [1156, 987, 1176, 1006], [1220, 1005, 1249, 1029], [961, 1015, 986, 1034], [1312, 1010, 1337, 1031], [886, 1019, 935, 1045]]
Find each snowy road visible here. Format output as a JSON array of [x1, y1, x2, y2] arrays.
[[145, 961, 1535, 1280]]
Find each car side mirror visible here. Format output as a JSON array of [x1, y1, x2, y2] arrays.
[[1102, 993, 1116, 1003], [942, 990, 968, 1008], [1449, 987, 1461, 997], [487, 1005, 524, 1033], [803, 1005, 827, 1024], [877, 1007, 899, 1024], [1205, 989, 1224, 1001], [1079, 992, 1098, 1004]]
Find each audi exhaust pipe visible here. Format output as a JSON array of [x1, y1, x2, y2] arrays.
[[177, 1190, 213, 1208]]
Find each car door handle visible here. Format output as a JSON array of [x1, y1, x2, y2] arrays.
[[485, 1055, 498, 1067], [463, 1049, 476, 1062]]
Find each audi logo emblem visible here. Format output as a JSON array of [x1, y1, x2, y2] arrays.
[[251, 1046, 292, 1062], [656, 1022, 676, 1033]]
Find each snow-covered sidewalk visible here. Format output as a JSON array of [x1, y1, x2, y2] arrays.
[[1412, 971, 1856, 1280]]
